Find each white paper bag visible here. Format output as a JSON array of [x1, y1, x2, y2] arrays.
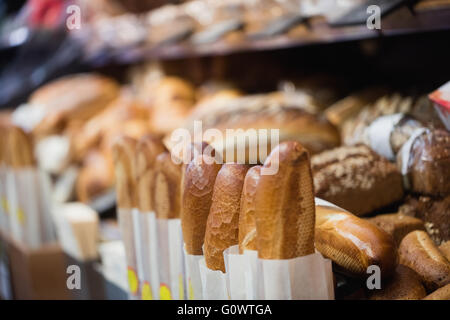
[[157, 218, 185, 300], [0, 165, 8, 235], [183, 247, 203, 300], [223, 245, 249, 300], [138, 211, 160, 300], [198, 258, 229, 300], [132, 208, 144, 299]]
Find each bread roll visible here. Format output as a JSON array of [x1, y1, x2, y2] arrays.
[[6, 126, 35, 167], [255, 141, 315, 259], [112, 136, 138, 209], [153, 152, 182, 219], [204, 164, 249, 272], [135, 135, 166, 212], [407, 129, 450, 197], [367, 213, 425, 246], [312, 144, 404, 216], [369, 265, 426, 300], [315, 205, 397, 278], [239, 165, 261, 253], [439, 241, 450, 262], [423, 283, 450, 300], [182, 155, 222, 255], [398, 230, 450, 291]]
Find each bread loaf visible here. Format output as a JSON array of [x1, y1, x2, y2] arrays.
[[112, 136, 138, 209], [204, 164, 249, 272], [367, 213, 425, 246], [369, 265, 426, 300], [6, 126, 35, 167], [439, 241, 450, 262], [182, 154, 222, 255], [135, 135, 166, 212], [312, 144, 404, 216], [407, 129, 450, 196], [153, 152, 183, 219], [255, 141, 315, 259], [398, 230, 450, 291], [315, 205, 397, 278], [238, 165, 261, 253], [423, 283, 450, 300]]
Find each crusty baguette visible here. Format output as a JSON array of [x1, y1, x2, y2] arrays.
[[423, 283, 450, 300], [6, 126, 35, 167], [369, 265, 426, 300], [135, 135, 166, 212], [112, 136, 138, 209], [315, 205, 397, 278], [153, 152, 183, 219], [182, 154, 222, 255], [439, 241, 450, 262], [255, 141, 315, 259], [398, 230, 450, 291], [204, 163, 249, 272], [238, 165, 261, 253], [366, 213, 425, 246]]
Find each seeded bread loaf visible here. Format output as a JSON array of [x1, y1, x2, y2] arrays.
[[312, 144, 404, 216]]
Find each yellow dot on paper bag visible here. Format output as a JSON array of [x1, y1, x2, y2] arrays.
[[179, 274, 184, 300], [188, 279, 194, 300], [141, 282, 153, 300], [159, 284, 172, 300], [17, 208, 26, 224], [127, 268, 139, 295]]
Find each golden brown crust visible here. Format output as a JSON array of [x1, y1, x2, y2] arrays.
[[369, 265, 426, 300], [315, 205, 397, 278], [182, 155, 222, 255], [112, 136, 138, 209], [367, 213, 425, 246], [6, 126, 35, 167], [204, 164, 249, 272], [239, 166, 261, 253], [398, 230, 450, 291], [135, 135, 166, 212], [439, 241, 450, 262], [423, 283, 450, 300], [153, 152, 182, 219], [255, 141, 315, 259]]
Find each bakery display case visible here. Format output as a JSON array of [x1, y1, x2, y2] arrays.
[[0, 0, 449, 302]]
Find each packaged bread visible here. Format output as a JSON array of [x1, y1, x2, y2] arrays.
[[399, 195, 450, 244], [312, 144, 404, 216], [28, 73, 120, 136], [369, 264, 426, 300], [367, 213, 425, 246], [204, 163, 249, 272], [315, 203, 397, 278], [255, 141, 315, 259], [398, 230, 450, 291], [238, 165, 261, 253]]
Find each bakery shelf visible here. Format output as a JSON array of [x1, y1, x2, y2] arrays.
[[89, 7, 450, 66]]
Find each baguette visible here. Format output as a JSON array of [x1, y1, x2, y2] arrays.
[[135, 135, 166, 212], [182, 154, 222, 255], [238, 165, 261, 253], [423, 283, 450, 300], [112, 136, 138, 209], [255, 141, 315, 259], [153, 152, 182, 219], [6, 126, 35, 167], [204, 163, 249, 272], [439, 241, 450, 262], [315, 205, 397, 278], [369, 265, 426, 300], [398, 230, 450, 291]]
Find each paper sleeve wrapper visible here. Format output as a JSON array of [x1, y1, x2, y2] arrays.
[[0, 164, 8, 235], [198, 258, 229, 300], [156, 218, 185, 300], [5, 168, 55, 248], [183, 248, 203, 300], [117, 207, 139, 299], [223, 245, 334, 300], [135, 211, 160, 300]]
